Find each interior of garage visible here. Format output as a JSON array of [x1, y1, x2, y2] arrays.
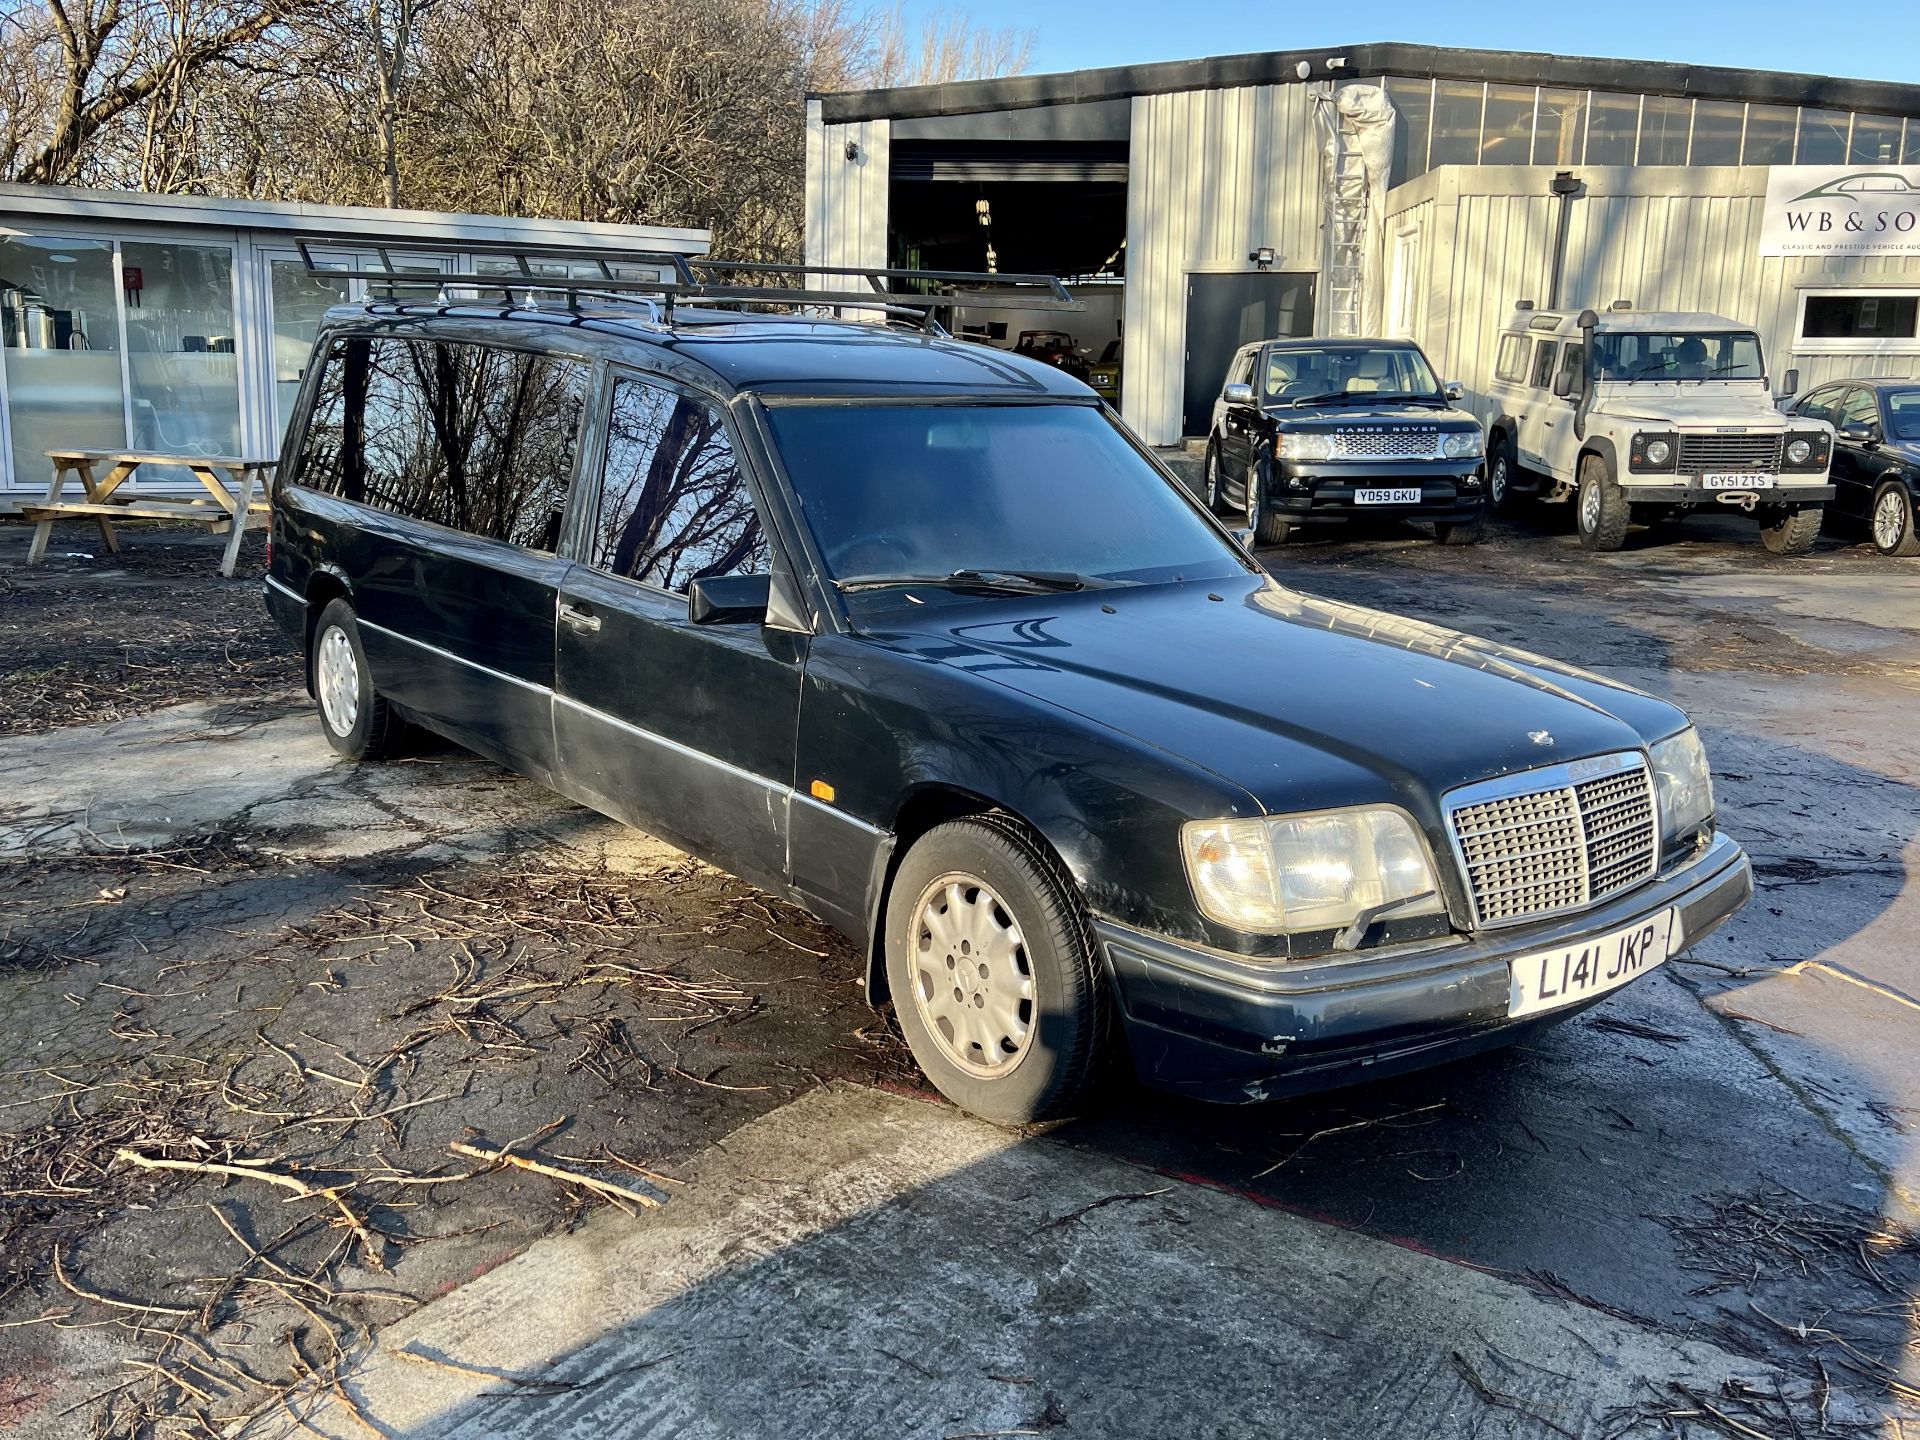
[[887, 140, 1127, 382]]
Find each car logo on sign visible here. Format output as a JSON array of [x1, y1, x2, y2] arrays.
[[1530, 730, 1554, 747]]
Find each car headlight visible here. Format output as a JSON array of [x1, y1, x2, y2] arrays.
[[1181, 807, 1445, 936], [1440, 431, 1485, 459], [1785, 437, 1812, 465], [1646, 439, 1672, 465], [1650, 728, 1714, 848], [1631, 431, 1678, 471], [1277, 432, 1335, 461]]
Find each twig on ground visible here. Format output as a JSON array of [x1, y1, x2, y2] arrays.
[[448, 1140, 661, 1211]]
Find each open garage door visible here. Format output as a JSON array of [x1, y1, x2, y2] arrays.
[[1183, 272, 1316, 437]]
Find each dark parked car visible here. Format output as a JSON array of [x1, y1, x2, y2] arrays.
[[1203, 338, 1488, 545], [266, 287, 1750, 1123], [1785, 378, 1920, 555]]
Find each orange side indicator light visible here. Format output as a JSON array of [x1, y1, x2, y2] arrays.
[[810, 780, 836, 803]]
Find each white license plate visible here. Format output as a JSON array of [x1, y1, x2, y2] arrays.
[[1355, 487, 1422, 504], [1507, 909, 1675, 1019], [1703, 473, 1775, 489]]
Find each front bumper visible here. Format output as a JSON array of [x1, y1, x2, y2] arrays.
[[1620, 479, 1835, 504], [1097, 831, 1751, 1104], [1267, 459, 1485, 523]]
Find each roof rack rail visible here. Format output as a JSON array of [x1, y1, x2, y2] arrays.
[[299, 244, 1081, 332]]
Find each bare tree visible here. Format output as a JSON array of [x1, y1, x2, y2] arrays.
[[864, 3, 1031, 87]]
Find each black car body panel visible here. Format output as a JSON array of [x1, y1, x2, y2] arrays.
[[1788, 379, 1920, 527], [266, 301, 1748, 1104]]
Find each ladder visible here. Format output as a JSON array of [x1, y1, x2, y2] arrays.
[[1315, 88, 1370, 338]]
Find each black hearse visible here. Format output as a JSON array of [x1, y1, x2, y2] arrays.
[[1202, 338, 1489, 545], [265, 261, 1750, 1123]]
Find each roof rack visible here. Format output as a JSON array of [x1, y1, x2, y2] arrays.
[[299, 244, 1082, 332]]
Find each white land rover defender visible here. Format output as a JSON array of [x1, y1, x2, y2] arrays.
[[1484, 305, 1837, 554]]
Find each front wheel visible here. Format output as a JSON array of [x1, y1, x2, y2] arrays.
[[1575, 454, 1631, 552], [1871, 484, 1920, 557], [884, 816, 1109, 1125], [311, 599, 408, 760], [1485, 434, 1514, 514], [1202, 440, 1224, 513], [1249, 463, 1290, 546], [1758, 504, 1823, 557]]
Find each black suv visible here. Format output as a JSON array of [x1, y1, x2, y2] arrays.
[[265, 272, 1749, 1123], [1204, 338, 1488, 545]]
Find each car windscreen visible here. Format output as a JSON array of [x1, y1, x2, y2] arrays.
[[762, 402, 1243, 589], [1591, 332, 1763, 382], [1886, 389, 1920, 441], [1262, 346, 1441, 402]]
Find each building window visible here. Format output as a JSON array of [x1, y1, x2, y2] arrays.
[[1797, 292, 1920, 354], [1639, 96, 1691, 164], [1430, 81, 1485, 167], [1384, 77, 1433, 186], [1850, 114, 1905, 164], [1534, 89, 1587, 166], [1742, 105, 1797, 164], [1796, 109, 1851, 165], [121, 241, 242, 480], [1906, 123, 1920, 165], [1689, 101, 1745, 166], [1481, 85, 1536, 164], [1585, 92, 1640, 164], [0, 235, 126, 487]]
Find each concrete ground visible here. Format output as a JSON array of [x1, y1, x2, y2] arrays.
[[2, 506, 1918, 1438]]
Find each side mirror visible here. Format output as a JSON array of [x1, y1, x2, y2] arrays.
[[1551, 371, 1575, 400], [1228, 525, 1256, 549], [1839, 420, 1881, 446], [1444, 380, 1465, 401], [1781, 368, 1800, 398], [688, 572, 771, 626], [1223, 382, 1255, 406]]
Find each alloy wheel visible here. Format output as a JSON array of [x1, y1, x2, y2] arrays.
[[1579, 479, 1602, 533], [908, 872, 1035, 1077], [1489, 453, 1509, 508], [1205, 448, 1220, 508], [1875, 488, 1910, 552], [316, 625, 360, 736]]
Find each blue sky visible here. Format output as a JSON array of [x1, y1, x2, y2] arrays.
[[914, 1, 1919, 87]]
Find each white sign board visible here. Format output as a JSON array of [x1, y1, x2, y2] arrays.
[[1760, 166, 1920, 258]]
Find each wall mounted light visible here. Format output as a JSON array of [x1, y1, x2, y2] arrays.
[[1249, 247, 1276, 269]]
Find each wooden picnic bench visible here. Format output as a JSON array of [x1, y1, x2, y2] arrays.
[[23, 449, 276, 579]]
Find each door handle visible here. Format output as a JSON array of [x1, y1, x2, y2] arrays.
[[559, 602, 602, 634]]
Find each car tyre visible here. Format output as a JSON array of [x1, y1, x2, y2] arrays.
[[1575, 454, 1630, 552], [884, 815, 1110, 1126], [1202, 439, 1224, 513], [311, 599, 407, 761], [1758, 504, 1823, 557], [1484, 433, 1514, 515], [1871, 483, 1920, 557], [1249, 463, 1290, 546], [1434, 517, 1484, 545]]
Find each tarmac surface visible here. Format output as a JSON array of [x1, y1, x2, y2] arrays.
[[2, 507, 1918, 1437]]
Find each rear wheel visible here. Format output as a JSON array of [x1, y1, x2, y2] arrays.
[[884, 816, 1109, 1125], [1575, 454, 1630, 552], [1758, 504, 1823, 557], [311, 599, 407, 760], [1203, 440, 1224, 512], [1871, 484, 1920, 557]]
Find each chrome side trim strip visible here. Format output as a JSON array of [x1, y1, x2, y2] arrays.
[[792, 789, 887, 837], [264, 575, 304, 605], [554, 693, 783, 794], [355, 616, 553, 696]]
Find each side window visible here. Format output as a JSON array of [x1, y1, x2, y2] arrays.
[[1530, 340, 1559, 389], [1797, 386, 1843, 423], [1494, 333, 1528, 383], [1226, 348, 1256, 390], [341, 337, 588, 547], [293, 338, 355, 494], [1557, 344, 1585, 393], [1839, 389, 1880, 429], [589, 375, 766, 593]]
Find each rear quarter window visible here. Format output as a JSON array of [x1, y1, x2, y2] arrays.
[[1494, 333, 1528, 383]]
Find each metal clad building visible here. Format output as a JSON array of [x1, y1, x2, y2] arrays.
[[806, 44, 1920, 446]]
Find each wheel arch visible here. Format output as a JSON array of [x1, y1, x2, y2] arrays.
[[1577, 435, 1620, 476], [302, 568, 353, 693]]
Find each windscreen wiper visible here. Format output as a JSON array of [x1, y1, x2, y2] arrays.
[[835, 568, 1108, 594]]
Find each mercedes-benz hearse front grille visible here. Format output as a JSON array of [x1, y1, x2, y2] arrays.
[[1445, 753, 1659, 928]]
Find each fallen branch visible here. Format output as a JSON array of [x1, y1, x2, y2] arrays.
[[115, 1148, 387, 1271], [51, 1244, 195, 1319], [449, 1140, 661, 1211]]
